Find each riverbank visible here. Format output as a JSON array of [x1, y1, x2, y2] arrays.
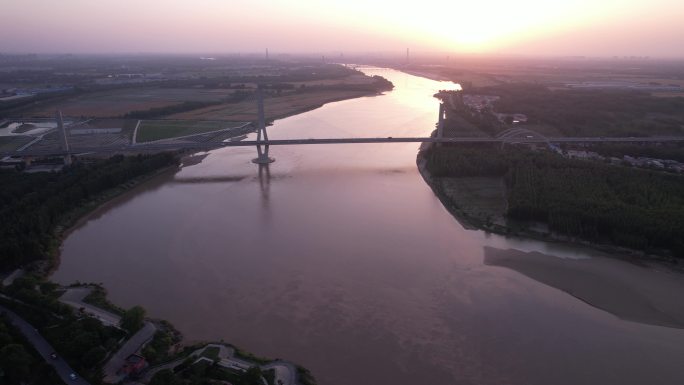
[[398, 68, 452, 82], [416, 139, 683, 266], [169, 88, 388, 122], [484, 247, 684, 328], [43, 161, 181, 276], [418, 141, 684, 329]]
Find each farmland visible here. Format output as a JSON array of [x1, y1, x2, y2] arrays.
[[135, 120, 251, 143], [19, 87, 237, 118], [0, 135, 32, 152], [170, 89, 373, 121]]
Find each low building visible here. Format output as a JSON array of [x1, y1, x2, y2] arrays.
[[119, 354, 146, 377]]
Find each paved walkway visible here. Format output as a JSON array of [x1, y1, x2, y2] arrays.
[[0, 304, 90, 385], [103, 322, 157, 383], [59, 287, 121, 327]]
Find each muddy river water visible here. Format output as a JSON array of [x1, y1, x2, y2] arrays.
[[53, 68, 684, 385]]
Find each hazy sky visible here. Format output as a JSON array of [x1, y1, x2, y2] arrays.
[[1, 0, 683, 57]]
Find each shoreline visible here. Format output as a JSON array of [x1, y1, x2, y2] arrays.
[[415, 139, 683, 268], [398, 68, 452, 82], [417, 141, 684, 329], [484, 246, 684, 329], [43, 162, 181, 277], [266, 90, 384, 123]]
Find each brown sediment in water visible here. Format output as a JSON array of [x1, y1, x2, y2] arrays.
[[484, 246, 684, 329], [45, 165, 180, 276]]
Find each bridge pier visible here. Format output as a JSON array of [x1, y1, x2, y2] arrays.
[[253, 144, 274, 164], [252, 87, 275, 164]]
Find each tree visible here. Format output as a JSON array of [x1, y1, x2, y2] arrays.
[[150, 369, 183, 385], [242, 367, 264, 385], [120, 306, 145, 333], [0, 344, 33, 381]]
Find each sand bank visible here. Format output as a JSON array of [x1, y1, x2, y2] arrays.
[[485, 246, 684, 328]]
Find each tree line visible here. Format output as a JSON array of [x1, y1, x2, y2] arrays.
[[424, 144, 684, 258], [0, 153, 178, 271], [474, 83, 684, 137]]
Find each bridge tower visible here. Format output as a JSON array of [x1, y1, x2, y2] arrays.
[[252, 87, 275, 164], [56, 110, 72, 166], [436, 102, 445, 139]]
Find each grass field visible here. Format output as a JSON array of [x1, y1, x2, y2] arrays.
[[201, 346, 220, 361], [136, 120, 249, 143], [22, 87, 236, 118], [438, 176, 507, 226], [0, 135, 33, 152], [11, 123, 37, 133], [443, 114, 490, 137]]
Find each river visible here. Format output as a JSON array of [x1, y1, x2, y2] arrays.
[[53, 68, 684, 385]]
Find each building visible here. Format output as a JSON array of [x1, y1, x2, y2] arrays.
[[120, 354, 147, 377]]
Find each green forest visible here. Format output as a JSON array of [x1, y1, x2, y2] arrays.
[[0, 312, 61, 384], [1, 276, 129, 384], [423, 144, 684, 258], [0, 153, 178, 271], [469, 83, 684, 137]]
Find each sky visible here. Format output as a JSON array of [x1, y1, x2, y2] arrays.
[[1, 0, 683, 57]]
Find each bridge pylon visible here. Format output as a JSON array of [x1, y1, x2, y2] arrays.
[[436, 102, 445, 139], [252, 87, 275, 164], [56, 110, 72, 166]]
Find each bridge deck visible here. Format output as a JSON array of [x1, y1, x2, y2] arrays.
[[3, 136, 684, 157]]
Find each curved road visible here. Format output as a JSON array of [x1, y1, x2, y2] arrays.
[[0, 304, 89, 385]]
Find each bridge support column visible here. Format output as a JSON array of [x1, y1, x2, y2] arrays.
[[252, 87, 275, 164], [57, 110, 72, 166], [437, 103, 445, 139]]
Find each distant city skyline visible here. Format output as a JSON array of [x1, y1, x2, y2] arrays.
[[1, 0, 683, 57]]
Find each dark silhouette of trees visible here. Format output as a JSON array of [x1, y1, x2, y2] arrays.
[[120, 306, 145, 333], [424, 145, 684, 258], [0, 153, 178, 271]]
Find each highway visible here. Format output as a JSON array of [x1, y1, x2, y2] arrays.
[[0, 304, 90, 385], [3, 135, 684, 158]]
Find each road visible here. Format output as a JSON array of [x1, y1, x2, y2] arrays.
[[59, 287, 157, 383], [59, 287, 121, 327], [102, 322, 157, 383], [0, 304, 90, 385]]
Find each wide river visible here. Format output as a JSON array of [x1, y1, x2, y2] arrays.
[[53, 68, 684, 385]]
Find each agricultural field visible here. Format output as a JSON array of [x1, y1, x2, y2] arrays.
[[20, 87, 237, 118], [0, 135, 33, 152], [135, 120, 251, 143], [171, 89, 372, 121]]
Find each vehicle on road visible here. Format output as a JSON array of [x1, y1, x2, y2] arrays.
[[50, 352, 58, 359], [69, 373, 77, 381]]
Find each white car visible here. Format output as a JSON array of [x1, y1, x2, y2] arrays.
[[69, 373, 77, 381]]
